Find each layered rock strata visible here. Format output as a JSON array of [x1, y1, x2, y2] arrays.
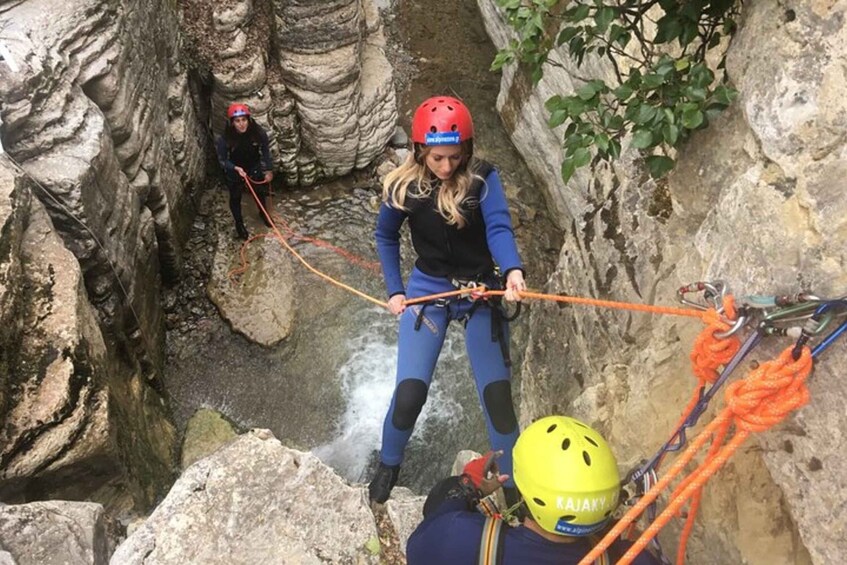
[[198, 0, 397, 187], [0, 162, 176, 512], [0, 0, 206, 508], [478, 0, 845, 563]]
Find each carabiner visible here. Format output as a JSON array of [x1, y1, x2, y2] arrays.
[[677, 280, 726, 312], [714, 312, 748, 339]]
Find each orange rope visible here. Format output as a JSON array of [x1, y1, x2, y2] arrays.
[[233, 173, 388, 308], [230, 176, 712, 322], [668, 296, 740, 563], [578, 346, 813, 565]]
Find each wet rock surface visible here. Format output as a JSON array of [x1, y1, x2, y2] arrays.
[[0, 163, 175, 512]]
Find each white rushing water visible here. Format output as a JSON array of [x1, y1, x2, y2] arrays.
[[313, 306, 467, 483]]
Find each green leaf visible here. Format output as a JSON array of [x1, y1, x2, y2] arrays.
[[608, 138, 621, 159], [682, 108, 704, 129], [531, 66, 544, 84], [635, 104, 658, 124], [544, 95, 562, 112], [594, 6, 615, 33], [662, 123, 680, 144], [577, 82, 600, 100], [568, 35, 586, 55], [564, 122, 578, 137], [564, 133, 584, 151], [613, 84, 634, 99], [497, 0, 521, 8], [641, 73, 666, 89], [675, 57, 690, 71], [570, 4, 591, 22], [609, 24, 625, 44], [572, 147, 591, 168], [713, 85, 738, 106], [557, 27, 580, 46], [708, 32, 722, 48], [561, 158, 577, 182], [654, 15, 682, 44], [684, 86, 708, 101], [364, 536, 381, 556], [631, 129, 654, 149], [594, 132, 611, 152], [491, 50, 515, 71], [608, 115, 625, 130], [680, 21, 699, 46], [549, 109, 569, 128], [646, 155, 676, 178]]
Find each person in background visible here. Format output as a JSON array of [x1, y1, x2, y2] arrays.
[[215, 103, 273, 240], [406, 415, 663, 565], [369, 95, 527, 505]]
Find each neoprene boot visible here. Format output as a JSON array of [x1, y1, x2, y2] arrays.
[[235, 221, 249, 240], [368, 462, 400, 504]]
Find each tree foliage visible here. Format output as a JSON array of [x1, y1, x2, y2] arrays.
[[492, 0, 741, 181]]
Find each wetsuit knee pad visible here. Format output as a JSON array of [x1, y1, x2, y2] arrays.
[[392, 379, 429, 431], [483, 380, 518, 434]]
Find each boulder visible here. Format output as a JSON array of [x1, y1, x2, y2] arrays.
[[112, 430, 382, 564], [0, 501, 114, 565]]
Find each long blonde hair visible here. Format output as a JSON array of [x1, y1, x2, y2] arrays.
[[382, 141, 482, 228]]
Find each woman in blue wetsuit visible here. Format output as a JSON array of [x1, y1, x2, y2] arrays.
[[369, 96, 527, 504]]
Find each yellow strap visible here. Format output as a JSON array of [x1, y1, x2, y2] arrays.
[[478, 516, 503, 565]]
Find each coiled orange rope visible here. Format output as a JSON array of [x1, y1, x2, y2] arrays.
[[579, 345, 813, 565]]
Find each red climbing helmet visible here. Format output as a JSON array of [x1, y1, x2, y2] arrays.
[[227, 103, 251, 119], [411, 96, 474, 146]]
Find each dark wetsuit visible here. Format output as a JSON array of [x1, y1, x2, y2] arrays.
[[215, 126, 272, 228]]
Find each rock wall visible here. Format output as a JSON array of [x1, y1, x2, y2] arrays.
[[0, 0, 207, 509], [478, 0, 845, 563], [193, 0, 397, 186]]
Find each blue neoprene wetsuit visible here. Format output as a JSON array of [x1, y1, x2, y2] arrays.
[[374, 163, 522, 484]]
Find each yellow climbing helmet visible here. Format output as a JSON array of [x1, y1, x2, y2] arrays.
[[513, 415, 621, 536]]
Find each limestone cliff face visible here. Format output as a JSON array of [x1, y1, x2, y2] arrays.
[[478, 1, 845, 563], [198, 0, 397, 186], [0, 0, 206, 509]]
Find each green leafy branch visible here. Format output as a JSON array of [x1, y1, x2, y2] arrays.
[[492, 0, 741, 181]]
